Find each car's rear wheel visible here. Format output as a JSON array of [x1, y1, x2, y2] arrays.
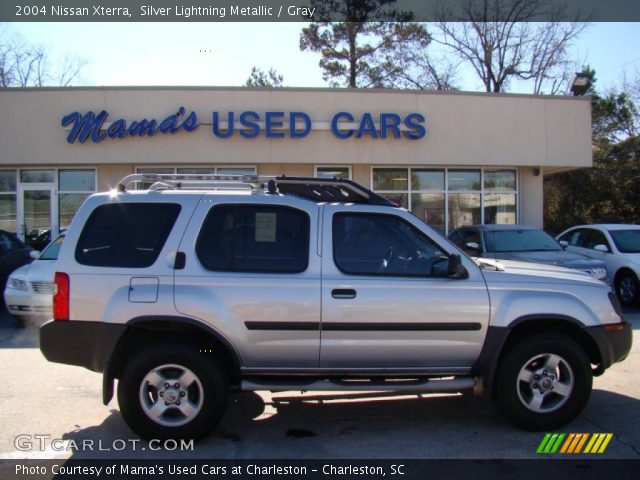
[[117, 344, 228, 440], [615, 271, 639, 306], [494, 334, 592, 431]]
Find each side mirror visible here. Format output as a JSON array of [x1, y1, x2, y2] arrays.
[[448, 254, 468, 279], [594, 244, 609, 253], [465, 242, 480, 252], [558, 240, 569, 249], [29, 250, 40, 260]]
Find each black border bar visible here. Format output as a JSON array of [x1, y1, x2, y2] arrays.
[[3, 459, 640, 480], [2, 1, 640, 22]]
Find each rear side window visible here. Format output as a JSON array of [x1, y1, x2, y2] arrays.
[[196, 204, 309, 273], [75, 203, 181, 267]]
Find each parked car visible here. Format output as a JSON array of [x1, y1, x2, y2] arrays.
[[557, 224, 640, 306], [25, 228, 54, 251], [4, 233, 64, 325], [39, 174, 631, 440], [448, 225, 608, 281], [0, 229, 33, 294]]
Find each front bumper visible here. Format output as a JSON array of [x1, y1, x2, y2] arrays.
[[39, 320, 127, 373], [4, 289, 52, 316], [584, 320, 633, 371]]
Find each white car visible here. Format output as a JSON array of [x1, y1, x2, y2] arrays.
[[4, 233, 64, 326], [557, 224, 640, 306]]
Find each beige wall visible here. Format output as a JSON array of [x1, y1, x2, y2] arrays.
[[0, 87, 588, 230], [519, 167, 544, 226], [0, 87, 591, 169]]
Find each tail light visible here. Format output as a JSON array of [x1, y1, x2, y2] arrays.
[[53, 272, 70, 321]]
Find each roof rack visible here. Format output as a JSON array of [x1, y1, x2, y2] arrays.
[[116, 174, 394, 206]]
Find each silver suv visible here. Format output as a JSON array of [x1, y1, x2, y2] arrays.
[[40, 174, 632, 440]]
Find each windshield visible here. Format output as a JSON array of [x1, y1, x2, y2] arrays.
[[39, 234, 64, 260], [484, 229, 561, 253], [609, 230, 640, 253]]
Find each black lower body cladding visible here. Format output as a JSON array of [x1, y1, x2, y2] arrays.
[[39, 320, 127, 373], [584, 321, 633, 370]]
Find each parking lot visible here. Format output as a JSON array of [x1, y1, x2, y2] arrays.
[[0, 305, 638, 461]]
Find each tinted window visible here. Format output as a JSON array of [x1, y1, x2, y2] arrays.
[[484, 229, 561, 253], [40, 234, 65, 260], [609, 230, 640, 253], [196, 205, 309, 273], [333, 213, 448, 276], [75, 203, 180, 267]]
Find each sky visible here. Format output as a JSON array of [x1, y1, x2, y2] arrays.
[[7, 22, 640, 93]]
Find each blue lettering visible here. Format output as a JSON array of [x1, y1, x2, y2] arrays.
[[265, 112, 285, 138], [158, 106, 184, 134], [106, 119, 128, 139], [61, 110, 107, 144], [331, 112, 354, 139], [239, 111, 261, 138], [212, 111, 234, 138], [182, 111, 199, 132], [290, 112, 311, 138], [128, 119, 158, 137], [380, 113, 402, 139], [403, 113, 426, 140], [356, 113, 378, 139]]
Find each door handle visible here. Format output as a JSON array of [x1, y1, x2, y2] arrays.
[[331, 288, 357, 299]]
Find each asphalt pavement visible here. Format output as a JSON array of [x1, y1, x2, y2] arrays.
[[0, 302, 638, 460]]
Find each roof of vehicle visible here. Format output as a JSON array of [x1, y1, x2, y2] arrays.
[[453, 224, 542, 232], [114, 174, 395, 207], [566, 224, 640, 231]]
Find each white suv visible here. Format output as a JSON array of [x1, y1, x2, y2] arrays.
[[40, 174, 632, 440]]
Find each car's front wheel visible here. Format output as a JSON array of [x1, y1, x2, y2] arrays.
[[615, 270, 639, 306], [494, 334, 592, 431], [117, 344, 228, 440]]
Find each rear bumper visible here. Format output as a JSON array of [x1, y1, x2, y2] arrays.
[[39, 320, 126, 373], [584, 320, 633, 371]]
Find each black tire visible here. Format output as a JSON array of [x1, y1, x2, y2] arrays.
[[615, 270, 639, 307], [117, 344, 228, 440], [494, 334, 592, 431]]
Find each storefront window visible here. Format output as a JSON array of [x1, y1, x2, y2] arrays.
[[58, 169, 95, 230], [373, 168, 408, 190], [448, 170, 481, 191], [0, 170, 17, 232], [177, 168, 216, 174], [484, 170, 516, 191], [371, 167, 517, 232], [315, 166, 351, 179], [484, 193, 517, 224], [411, 193, 445, 232], [448, 193, 481, 229], [20, 169, 55, 183], [411, 169, 444, 191]]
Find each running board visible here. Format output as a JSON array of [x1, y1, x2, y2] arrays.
[[241, 376, 475, 393]]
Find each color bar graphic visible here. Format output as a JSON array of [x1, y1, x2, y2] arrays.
[[537, 433, 613, 454]]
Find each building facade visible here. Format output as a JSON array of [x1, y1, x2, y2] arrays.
[[0, 87, 592, 242]]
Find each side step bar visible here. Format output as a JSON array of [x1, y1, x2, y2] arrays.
[[241, 376, 475, 393]]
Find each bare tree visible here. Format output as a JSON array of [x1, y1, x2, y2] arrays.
[[433, 0, 589, 94], [244, 67, 284, 87], [0, 26, 85, 87], [390, 49, 460, 91]]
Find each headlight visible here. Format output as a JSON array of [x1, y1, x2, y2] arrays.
[[7, 277, 27, 291], [589, 267, 607, 280]]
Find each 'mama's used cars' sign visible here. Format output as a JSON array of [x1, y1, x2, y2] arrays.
[[61, 107, 427, 144]]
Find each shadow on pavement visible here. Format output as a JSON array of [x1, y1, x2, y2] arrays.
[[55, 388, 640, 459]]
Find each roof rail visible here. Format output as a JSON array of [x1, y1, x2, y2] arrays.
[[116, 173, 393, 206]]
